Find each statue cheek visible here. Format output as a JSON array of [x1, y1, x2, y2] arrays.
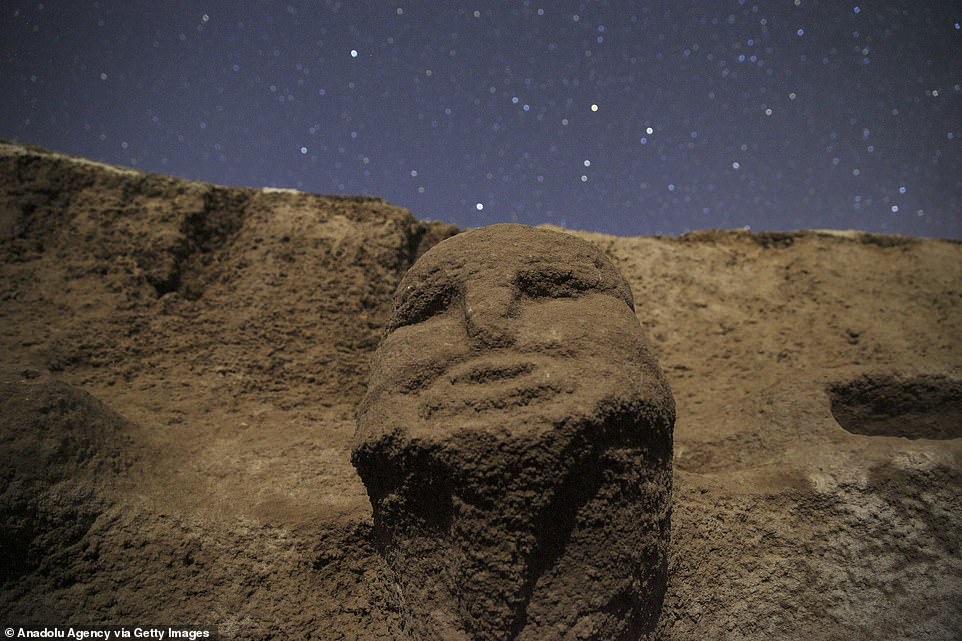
[[371, 316, 471, 394]]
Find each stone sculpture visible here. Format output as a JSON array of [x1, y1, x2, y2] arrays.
[[352, 224, 675, 640]]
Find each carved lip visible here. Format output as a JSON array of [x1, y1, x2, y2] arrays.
[[446, 358, 537, 386], [416, 356, 574, 420], [418, 380, 563, 419]]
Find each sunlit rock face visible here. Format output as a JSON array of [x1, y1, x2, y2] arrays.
[[353, 224, 675, 641]]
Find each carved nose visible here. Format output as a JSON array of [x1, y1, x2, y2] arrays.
[[463, 285, 517, 348]]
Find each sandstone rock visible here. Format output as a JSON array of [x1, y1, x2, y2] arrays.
[[0, 369, 131, 584], [353, 224, 675, 640]]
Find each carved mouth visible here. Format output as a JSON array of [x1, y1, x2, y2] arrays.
[[394, 358, 538, 397], [414, 357, 574, 420], [418, 381, 563, 419], [448, 361, 536, 385]]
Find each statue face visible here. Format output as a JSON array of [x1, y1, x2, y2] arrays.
[[358, 224, 660, 440], [353, 224, 674, 641]]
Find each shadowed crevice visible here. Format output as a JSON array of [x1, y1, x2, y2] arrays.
[[507, 410, 666, 641], [146, 187, 248, 299], [507, 442, 608, 640]]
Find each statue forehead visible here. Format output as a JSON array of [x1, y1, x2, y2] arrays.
[[401, 224, 625, 285]]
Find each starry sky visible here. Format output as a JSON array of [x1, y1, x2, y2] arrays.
[[2, 1, 960, 238]]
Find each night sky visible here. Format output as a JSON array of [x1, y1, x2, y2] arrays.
[[2, 1, 960, 238]]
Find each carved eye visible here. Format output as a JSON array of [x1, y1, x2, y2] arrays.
[[389, 282, 460, 330], [515, 270, 595, 299]]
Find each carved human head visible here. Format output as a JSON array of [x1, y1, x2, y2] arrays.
[[353, 224, 674, 640]]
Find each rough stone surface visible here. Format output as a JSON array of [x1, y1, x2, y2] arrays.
[[0, 369, 131, 585], [353, 225, 675, 640], [1, 141, 960, 640]]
